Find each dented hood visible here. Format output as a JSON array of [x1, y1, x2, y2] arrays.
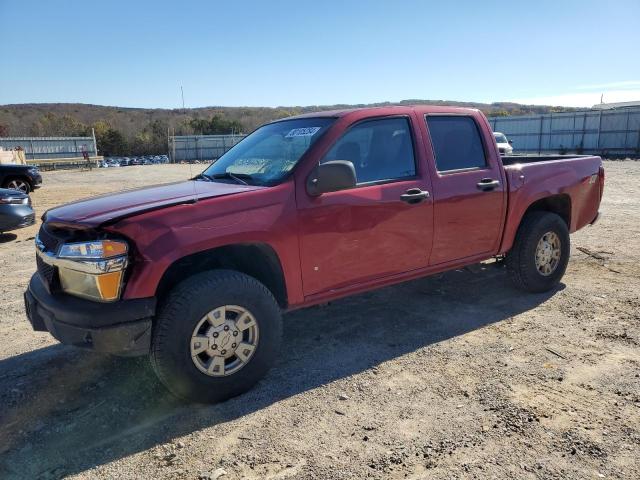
[[43, 180, 265, 228]]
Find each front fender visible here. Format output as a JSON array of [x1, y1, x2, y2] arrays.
[[104, 182, 305, 305]]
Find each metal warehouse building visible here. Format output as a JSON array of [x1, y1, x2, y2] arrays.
[[0, 136, 97, 161], [169, 134, 245, 163], [488, 105, 640, 157]]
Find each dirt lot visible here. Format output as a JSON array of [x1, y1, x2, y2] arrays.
[[0, 162, 638, 480]]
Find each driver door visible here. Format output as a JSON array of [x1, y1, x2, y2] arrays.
[[296, 116, 433, 297]]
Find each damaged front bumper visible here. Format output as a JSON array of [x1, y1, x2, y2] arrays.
[[24, 273, 156, 356]]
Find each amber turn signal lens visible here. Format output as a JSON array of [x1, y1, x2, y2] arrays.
[[95, 271, 124, 301], [101, 240, 128, 257]]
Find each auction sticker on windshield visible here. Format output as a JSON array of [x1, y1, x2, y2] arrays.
[[285, 127, 321, 138]]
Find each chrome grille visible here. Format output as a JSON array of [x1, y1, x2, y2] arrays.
[[35, 224, 64, 291], [38, 225, 61, 253], [36, 254, 56, 290]]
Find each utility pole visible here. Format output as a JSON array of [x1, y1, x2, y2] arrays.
[[167, 126, 171, 161], [172, 127, 177, 163], [181, 86, 185, 111], [91, 127, 97, 158]]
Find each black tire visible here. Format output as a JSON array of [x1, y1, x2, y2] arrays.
[[151, 270, 282, 403], [506, 211, 570, 293], [3, 177, 31, 194]]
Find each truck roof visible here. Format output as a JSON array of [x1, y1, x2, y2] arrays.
[[286, 105, 480, 120]]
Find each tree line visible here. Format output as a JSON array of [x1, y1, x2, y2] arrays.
[[0, 112, 246, 157], [0, 101, 577, 157]]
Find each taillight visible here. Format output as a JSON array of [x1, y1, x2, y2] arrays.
[[598, 165, 605, 200]]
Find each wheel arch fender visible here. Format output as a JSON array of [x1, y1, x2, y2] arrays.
[[155, 242, 289, 308], [501, 193, 572, 254]]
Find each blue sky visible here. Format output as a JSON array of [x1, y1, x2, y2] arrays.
[[1, 0, 639, 108]]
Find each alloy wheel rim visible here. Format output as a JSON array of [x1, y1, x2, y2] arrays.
[[7, 180, 28, 193], [190, 305, 259, 377], [535, 231, 561, 276]]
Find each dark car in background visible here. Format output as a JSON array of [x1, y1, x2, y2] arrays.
[[0, 188, 35, 233], [0, 164, 42, 193]]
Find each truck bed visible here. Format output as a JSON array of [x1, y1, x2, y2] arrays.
[[499, 153, 603, 254], [501, 154, 593, 166]]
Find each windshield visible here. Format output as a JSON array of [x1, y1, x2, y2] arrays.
[[200, 118, 335, 185], [494, 133, 508, 144]]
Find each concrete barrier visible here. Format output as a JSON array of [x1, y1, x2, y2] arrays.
[[27, 156, 103, 171]]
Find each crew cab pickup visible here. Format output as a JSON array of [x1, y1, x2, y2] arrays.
[[24, 106, 604, 403]]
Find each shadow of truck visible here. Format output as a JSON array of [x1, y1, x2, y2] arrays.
[[0, 264, 561, 479]]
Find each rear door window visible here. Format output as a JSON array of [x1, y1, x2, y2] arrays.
[[426, 116, 487, 172]]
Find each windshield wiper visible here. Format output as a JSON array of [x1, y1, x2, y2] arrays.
[[193, 173, 214, 182], [211, 172, 253, 185]]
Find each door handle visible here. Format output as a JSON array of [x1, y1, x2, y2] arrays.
[[476, 178, 500, 191], [400, 188, 430, 204]]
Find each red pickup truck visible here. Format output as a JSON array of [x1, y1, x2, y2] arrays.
[[24, 106, 604, 402]]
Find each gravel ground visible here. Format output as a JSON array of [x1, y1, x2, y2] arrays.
[[0, 162, 638, 480]]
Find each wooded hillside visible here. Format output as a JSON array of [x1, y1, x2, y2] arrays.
[[0, 101, 576, 156]]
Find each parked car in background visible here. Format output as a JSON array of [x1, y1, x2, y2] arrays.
[[24, 106, 604, 403], [0, 164, 42, 193], [494, 132, 513, 155], [0, 188, 35, 233]]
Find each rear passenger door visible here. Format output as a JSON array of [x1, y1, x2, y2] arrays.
[[423, 115, 506, 265]]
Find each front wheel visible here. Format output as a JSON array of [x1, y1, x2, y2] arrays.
[[151, 270, 282, 403], [506, 211, 570, 293]]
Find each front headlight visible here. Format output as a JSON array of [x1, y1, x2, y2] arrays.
[[0, 195, 29, 205], [55, 240, 128, 302], [58, 239, 128, 259]]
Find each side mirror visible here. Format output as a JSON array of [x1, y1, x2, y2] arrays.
[[306, 160, 356, 196], [508, 139, 513, 145]]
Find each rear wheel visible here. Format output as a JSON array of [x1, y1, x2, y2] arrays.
[[151, 270, 282, 403], [3, 177, 30, 193], [506, 211, 570, 293]]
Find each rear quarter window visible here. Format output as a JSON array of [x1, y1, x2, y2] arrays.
[[426, 116, 487, 172]]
